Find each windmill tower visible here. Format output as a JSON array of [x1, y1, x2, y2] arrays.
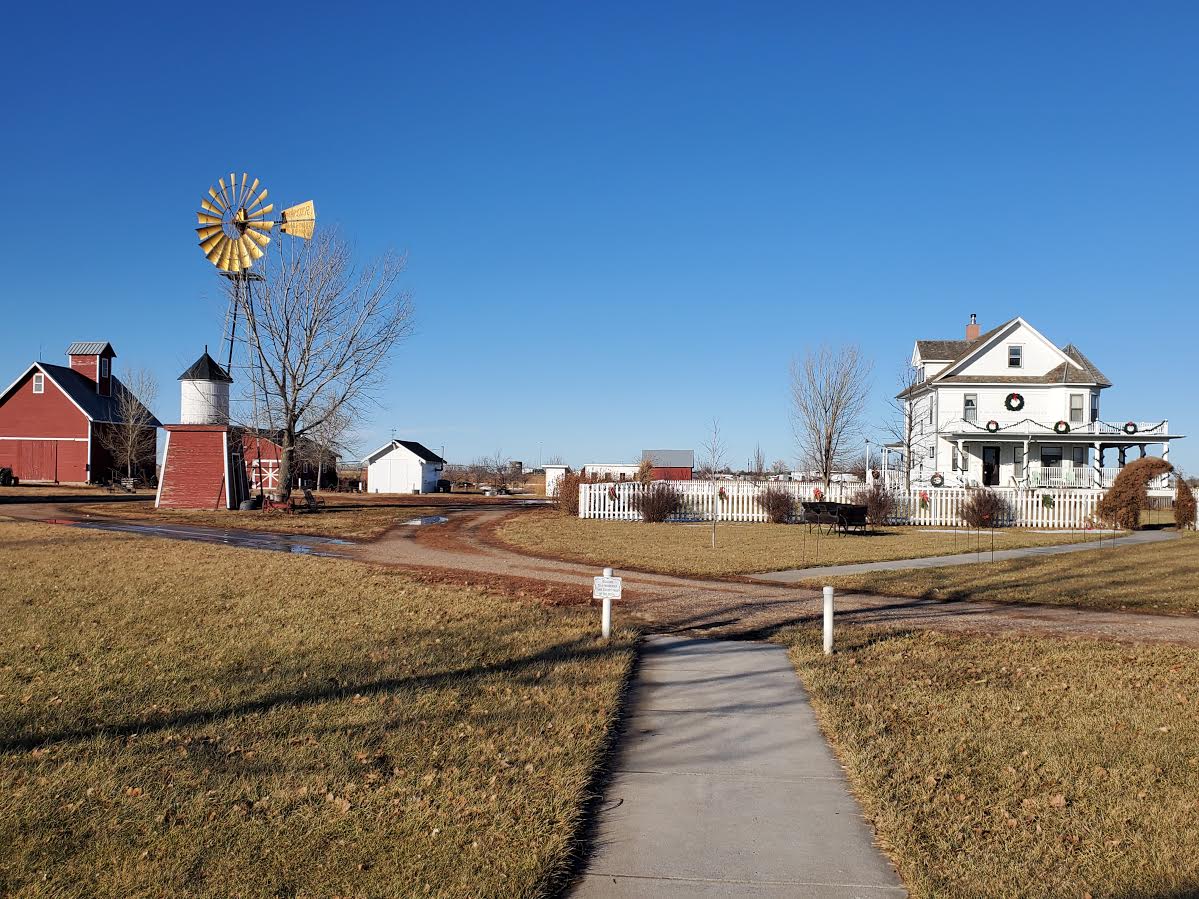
[[157, 174, 316, 510]]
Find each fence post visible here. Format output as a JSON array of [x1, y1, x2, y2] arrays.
[[823, 586, 834, 655]]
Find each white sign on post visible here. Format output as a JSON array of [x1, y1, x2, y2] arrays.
[[594, 568, 621, 639]]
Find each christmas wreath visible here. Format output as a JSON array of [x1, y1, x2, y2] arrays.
[[718, 486, 728, 501], [1005, 393, 1025, 412], [1123, 421, 1138, 435], [607, 485, 618, 501], [1054, 420, 1071, 434], [1041, 493, 1056, 509], [986, 420, 1000, 433], [812, 487, 824, 501], [930, 472, 945, 488], [918, 489, 930, 510]]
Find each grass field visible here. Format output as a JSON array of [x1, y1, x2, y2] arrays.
[[811, 531, 1198, 615], [0, 522, 634, 897], [785, 627, 1199, 898], [74, 493, 521, 541], [495, 509, 1111, 577]]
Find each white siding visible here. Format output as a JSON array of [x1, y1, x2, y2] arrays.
[[367, 445, 440, 493]]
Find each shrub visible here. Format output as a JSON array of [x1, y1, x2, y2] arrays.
[[553, 469, 602, 516], [1096, 457, 1173, 530], [631, 483, 683, 523], [756, 486, 797, 524], [853, 485, 896, 526], [1175, 479, 1196, 530], [960, 489, 1013, 529]]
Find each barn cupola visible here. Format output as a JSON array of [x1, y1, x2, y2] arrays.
[[178, 348, 233, 425], [66, 342, 116, 397]]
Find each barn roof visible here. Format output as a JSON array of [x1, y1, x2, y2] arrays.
[[178, 351, 234, 384], [66, 341, 116, 356], [36, 363, 161, 427], [642, 449, 694, 468], [364, 439, 446, 465]]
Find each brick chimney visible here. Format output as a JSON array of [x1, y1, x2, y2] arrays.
[[965, 313, 980, 342]]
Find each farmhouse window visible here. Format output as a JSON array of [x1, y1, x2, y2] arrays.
[[1013, 449, 1024, 479], [1041, 446, 1063, 468], [1090, 395, 1099, 422], [1069, 394, 1084, 424], [32, 373, 44, 394], [928, 445, 935, 460], [1008, 345, 1023, 368], [963, 394, 978, 422], [1072, 446, 1087, 467], [952, 446, 960, 470]]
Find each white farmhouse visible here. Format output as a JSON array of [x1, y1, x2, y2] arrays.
[[364, 440, 446, 494], [893, 315, 1183, 489]]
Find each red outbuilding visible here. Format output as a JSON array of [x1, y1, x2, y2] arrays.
[[0, 342, 160, 484]]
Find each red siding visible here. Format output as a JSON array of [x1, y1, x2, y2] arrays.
[[158, 426, 230, 510], [0, 369, 90, 482], [652, 467, 693, 481], [69, 349, 113, 397]]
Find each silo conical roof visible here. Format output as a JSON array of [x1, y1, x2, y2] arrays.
[[178, 351, 233, 384]]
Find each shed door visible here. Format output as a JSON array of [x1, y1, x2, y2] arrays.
[[20, 440, 57, 481]]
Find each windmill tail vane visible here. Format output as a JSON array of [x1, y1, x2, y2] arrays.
[[195, 172, 317, 273]]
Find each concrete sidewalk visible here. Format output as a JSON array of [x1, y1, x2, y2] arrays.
[[751, 527, 1176, 584], [569, 635, 904, 898]]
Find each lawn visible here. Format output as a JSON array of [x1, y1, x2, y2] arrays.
[[811, 531, 1199, 615], [74, 493, 522, 541], [0, 522, 634, 897], [784, 627, 1199, 898], [495, 509, 1110, 577]]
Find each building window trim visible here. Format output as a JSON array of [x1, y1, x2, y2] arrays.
[[963, 393, 978, 423], [99, 357, 109, 378], [32, 372, 44, 394], [1008, 344, 1023, 368], [1069, 393, 1085, 424]]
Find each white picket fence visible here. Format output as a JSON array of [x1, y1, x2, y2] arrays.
[[578, 480, 1106, 529]]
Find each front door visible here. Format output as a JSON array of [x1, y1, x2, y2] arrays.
[[982, 446, 1000, 487]]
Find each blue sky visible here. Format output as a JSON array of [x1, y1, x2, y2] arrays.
[[3, 2, 1196, 470]]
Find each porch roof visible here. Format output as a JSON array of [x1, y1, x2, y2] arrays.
[[943, 418, 1183, 442]]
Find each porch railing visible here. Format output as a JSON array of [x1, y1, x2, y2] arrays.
[[943, 418, 1169, 438]]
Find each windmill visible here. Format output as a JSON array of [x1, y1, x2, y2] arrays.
[[195, 172, 316, 369]]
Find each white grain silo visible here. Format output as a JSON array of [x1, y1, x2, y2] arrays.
[[178, 349, 232, 424]]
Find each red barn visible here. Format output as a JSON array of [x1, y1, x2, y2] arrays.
[[642, 449, 695, 481], [0, 342, 160, 484]]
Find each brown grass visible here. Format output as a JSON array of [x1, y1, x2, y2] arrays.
[[75, 493, 522, 541], [810, 531, 1199, 615], [495, 509, 1112, 578], [0, 522, 634, 897], [784, 627, 1199, 898]]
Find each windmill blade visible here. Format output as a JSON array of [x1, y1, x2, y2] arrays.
[[239, 172, 249, 206], [246, 203, 274, 221], [246, 188, 270, 214], [200, 198, 224, 216], [219, 237, 237, 272], [206, 236, 229, 265], [280, 200, 316, 239], [196, 225, 224, 242], [244, 228, 271, 248], [197, 212, 224, 226], [199, 232, 225, 254], [217, 177, 231, 208], [242, 235, 265, 261], [246, 220, 275, 233], [206, 186, 227, 211]]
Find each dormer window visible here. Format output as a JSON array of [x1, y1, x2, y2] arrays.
[[32, 372, 44, 394], [99, 358, 109, 378], [1008, 345, 1023, 368]]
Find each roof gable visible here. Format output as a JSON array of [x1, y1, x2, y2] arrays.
[[364, 440, 446, 465], [937, 317, 1073, 380]]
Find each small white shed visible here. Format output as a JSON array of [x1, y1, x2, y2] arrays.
[[364, 440, 446, 494], [544, 464, 568, 498]]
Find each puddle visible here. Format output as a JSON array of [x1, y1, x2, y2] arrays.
[[46, 519, 354, 557], [403, 515, 449, 526]]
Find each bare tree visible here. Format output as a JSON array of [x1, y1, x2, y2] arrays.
[[96, 368, 159, 481], [789, 345, 872, 491], [231, 230, 413, 498], [637, 456, 654, 486], [700, 418, 728, 548], [475, 451, 521, 493], [886, 362, 934, 491], [749, 443, 766, 479], [297, 405, 354, 491], [769, 459, 790, 476]]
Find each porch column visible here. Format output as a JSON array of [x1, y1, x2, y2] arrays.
[[1139, 444, 1146, 459], [1118, 446, 1127, 468], [958, 439, 966, 482], [1022, 439, 1030, 487], [1092, 442, 1102, 489], [1163, 440, 1170, 466]]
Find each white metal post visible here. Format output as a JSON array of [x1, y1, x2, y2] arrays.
[[601, 567, 613, 639], [823, 586, 834, 655]]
